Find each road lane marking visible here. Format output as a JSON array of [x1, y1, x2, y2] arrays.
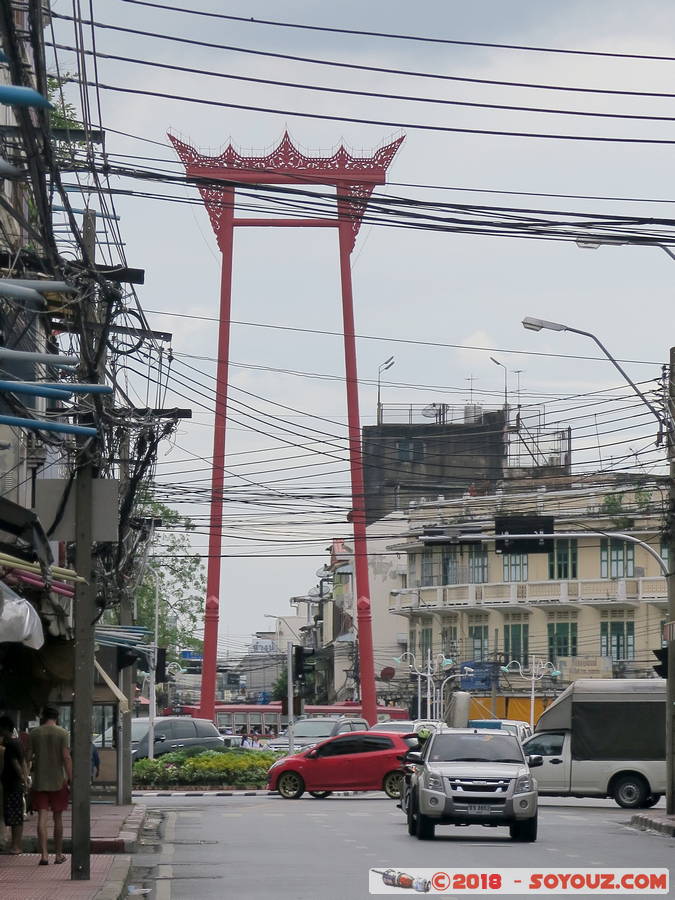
[[156, 864, 173, 900], [221, 813, 243, 817], [165, 811, 177, 842]]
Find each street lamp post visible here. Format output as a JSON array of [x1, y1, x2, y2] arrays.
[[377, 356, 395, 422], [490, 356, 508, 411], [146, 566, 160, 760], [437, 667, 474, 721], [394, 651, 454, 719], [523, 315, 675, 813], [501, 657, 560, 730]]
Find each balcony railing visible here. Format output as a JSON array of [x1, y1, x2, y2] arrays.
[[388, 577, 667, 613]]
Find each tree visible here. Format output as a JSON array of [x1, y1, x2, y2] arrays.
[[271, 668, 287, 701], [271, 666, 316, 702], [46, 75, 85, 163], [134, 500, 206, 664]]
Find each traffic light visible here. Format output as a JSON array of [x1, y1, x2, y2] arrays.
[[652, 647, 669, 678], [117, 645, 150, 672], [293, 645, 315, 683], [281, 695, 304, 716], [155, 648, 167, 684]]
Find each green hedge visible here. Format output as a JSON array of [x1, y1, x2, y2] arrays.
[[133, 748, 282, 787]]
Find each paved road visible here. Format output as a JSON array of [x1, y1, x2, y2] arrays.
[[128, 795, 674, 900]]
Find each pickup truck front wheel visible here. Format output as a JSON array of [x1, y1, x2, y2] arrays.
[[510, 814, 537, 842], [416, 808, 435, 841], [407, 793, 418, 836], [611, 774, 648, 809]]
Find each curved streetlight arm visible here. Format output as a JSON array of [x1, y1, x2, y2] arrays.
[[564, 324, 670, 434], [447, 531, 668, 576], [264, 614, 303, 643]]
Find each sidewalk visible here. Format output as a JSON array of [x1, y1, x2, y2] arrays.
[[630, 810, 675, 836], [0, 803, 146, 900], [0, 854, 131, 900], [19, 803, 146, 853]]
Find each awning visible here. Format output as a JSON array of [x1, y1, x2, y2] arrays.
[[0, 581, 44, 649]]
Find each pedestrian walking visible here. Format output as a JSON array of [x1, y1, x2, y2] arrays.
[[0, 715, 28, 854], [28, 706, 72, 866], [91, 742, 100, 783]]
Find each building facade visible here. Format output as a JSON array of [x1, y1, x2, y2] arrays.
[[388, 474, 666, 693]]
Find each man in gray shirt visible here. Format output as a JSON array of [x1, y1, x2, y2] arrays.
[[28, 706, 72, 865]]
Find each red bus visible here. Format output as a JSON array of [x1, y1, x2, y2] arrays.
[[169, 702, 410, 735]]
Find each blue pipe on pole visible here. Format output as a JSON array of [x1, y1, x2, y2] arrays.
[[0, 85, 51, 109], [0, 414, 97, 437], [0, 380, 73, 400], [51, 382, 113, 395], [2, 280, 77, 294], [0, 347, 79, 368]]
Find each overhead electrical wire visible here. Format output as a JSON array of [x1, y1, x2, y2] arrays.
[[54, 11, 675, 103], [116, 0, 675, 63], [71, 79, 675, 146], [51, 43, 675, 126], [100, 149, 675, 206]]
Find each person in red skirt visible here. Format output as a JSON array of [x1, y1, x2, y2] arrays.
[[28, 707, 72, 865]]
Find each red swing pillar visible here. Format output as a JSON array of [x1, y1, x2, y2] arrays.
[[170, 132, 404, 725]]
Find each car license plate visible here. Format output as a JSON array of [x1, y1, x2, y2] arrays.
[[467, 804, 492, 814]]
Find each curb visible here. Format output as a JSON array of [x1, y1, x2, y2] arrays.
[[94, 855, 132, 900], [132, 789, 371, 798], [631, 813, 675, 836], [133, 790, 272, 797], [21, 805, 147, 854]]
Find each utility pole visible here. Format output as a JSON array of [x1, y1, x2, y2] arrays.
[[667, 347, 675, 815], [71, 210, 98, 880], [286, 642, 295, 755], [117, 432, 132, 804], [491, 627, 499, 717]]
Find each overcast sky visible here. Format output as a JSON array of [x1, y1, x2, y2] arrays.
[[50, 0, 675, 651]]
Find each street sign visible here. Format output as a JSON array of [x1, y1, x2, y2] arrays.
[[495, 516, 554, 554], [180, 650, 203, 660], [459, 661, 498, 692], [663, 621, 675, 643]]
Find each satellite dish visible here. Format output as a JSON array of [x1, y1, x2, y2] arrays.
[[307, 586, 320, 598], [422, 404, 438, 418], [315, 566, 331, 579]]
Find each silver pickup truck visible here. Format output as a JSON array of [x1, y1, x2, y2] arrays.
[[405, 729, 541, 841]]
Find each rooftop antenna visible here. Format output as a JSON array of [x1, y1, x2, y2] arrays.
[[513, 370, 524, 406], [465, 375, 476, 404]]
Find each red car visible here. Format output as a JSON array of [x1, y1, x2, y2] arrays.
[[268, 730, 416, 800]]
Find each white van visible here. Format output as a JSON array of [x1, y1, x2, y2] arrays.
[[468, 719, 532, 742], [522, 679, 665, 809]]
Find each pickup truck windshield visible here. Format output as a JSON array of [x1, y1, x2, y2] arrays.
[[428, 733, 523, 763], [293, 721, 337, 738]]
